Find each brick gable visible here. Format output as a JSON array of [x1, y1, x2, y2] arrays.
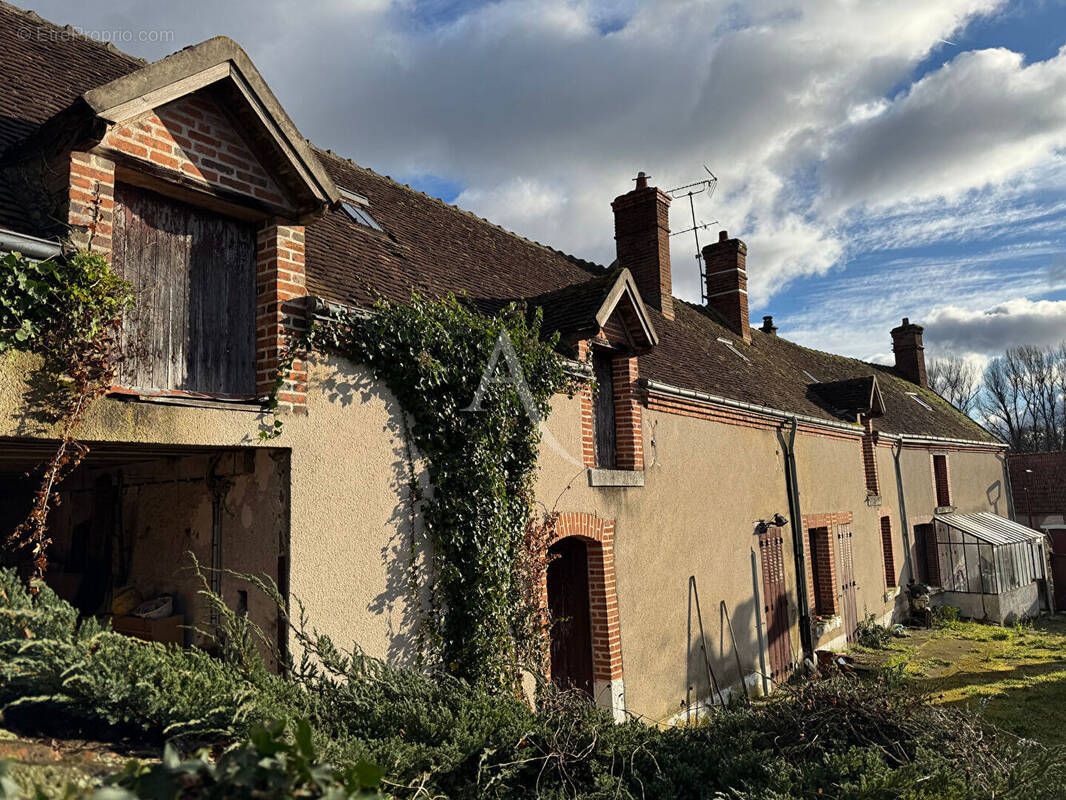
[[102, 92, 287, 207]]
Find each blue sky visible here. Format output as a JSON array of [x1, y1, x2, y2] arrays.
[[30, 0, 1066, 365]]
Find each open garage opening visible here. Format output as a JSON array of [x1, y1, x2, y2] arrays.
[[0, 438, 291, 666]]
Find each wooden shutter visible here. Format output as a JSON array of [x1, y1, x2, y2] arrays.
[[112, 183, 257, 396], [592, 350, 617, 468], [933, 455, 951, 507], [880, 516, 896, 588]]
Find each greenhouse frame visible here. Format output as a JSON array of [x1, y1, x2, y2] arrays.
[[928, 512, 1048, 623]]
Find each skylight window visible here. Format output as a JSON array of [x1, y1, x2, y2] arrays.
[[907, 392, 932, 410], [717, 336, 750, 363], [339, 188, 383, 232], [803, 370, 819, 383]]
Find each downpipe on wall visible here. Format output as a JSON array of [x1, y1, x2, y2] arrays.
[[781, 417, 813, 660]]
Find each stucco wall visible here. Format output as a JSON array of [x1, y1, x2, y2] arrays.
[[0, 348, 1012, 723]]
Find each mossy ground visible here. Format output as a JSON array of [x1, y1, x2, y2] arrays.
[[853, 615, 1066, 746]]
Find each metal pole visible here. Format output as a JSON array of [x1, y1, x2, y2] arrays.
[[751, 549, 770, 696], [721, 600, 750, 704]]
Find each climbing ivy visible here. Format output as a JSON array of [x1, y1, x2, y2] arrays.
[[0, 250, 133, 579], [305, 294, 572, 688]]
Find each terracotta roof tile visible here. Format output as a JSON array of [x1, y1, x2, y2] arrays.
[[0, 2, 997, 444]]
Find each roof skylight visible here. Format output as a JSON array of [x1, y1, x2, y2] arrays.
[[907, 392, 932, 410], [803, 370, 819, 383], [339, 188, 383, 232], [717, 336, 750, 363]]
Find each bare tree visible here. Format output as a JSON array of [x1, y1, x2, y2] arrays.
[[927, 355, 981, 416], [979, 343, 1066, 452]]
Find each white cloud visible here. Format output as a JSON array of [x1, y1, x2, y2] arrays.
[[26, 0, 1066, 352], [924, 298, 1066, 354]]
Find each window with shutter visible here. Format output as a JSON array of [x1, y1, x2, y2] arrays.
[[880, 516, 897, 588], [112, 183, 257, 397], [933, 454, 951, 508]]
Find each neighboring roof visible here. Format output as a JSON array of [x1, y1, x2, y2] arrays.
[[935, 512, 1042, 545], [0, 1, 998, 444], [808, 375, 885, 419], [471, 268, 657, 349]]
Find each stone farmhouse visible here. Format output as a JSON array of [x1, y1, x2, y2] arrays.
[[0, 3, 1044, 723]]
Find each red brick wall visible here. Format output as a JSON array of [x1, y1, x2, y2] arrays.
[[613, 355, 643, 471], [103, 92, 286, 206], [256, 224, 308, 410], [1009, 451, 1066, 515], [67, 151, 115, 255]]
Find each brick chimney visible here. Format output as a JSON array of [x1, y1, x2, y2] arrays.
[[891, 317, 927, 387], [612, 172, 673, 319], [702, 231, 750, 342]]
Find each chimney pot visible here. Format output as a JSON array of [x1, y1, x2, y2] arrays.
[[890, 318, 927, 387], [702, 233, 750, 342], [761, 315, 778, 335], [612, 174, 673, 319]]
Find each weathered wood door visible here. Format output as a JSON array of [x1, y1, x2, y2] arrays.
[[758, 526, 794, 684], [838, 527, 859, 642], [547, 537, 594, 695], [112, 183, 257, 396], [1049, 531, 1066, 611]]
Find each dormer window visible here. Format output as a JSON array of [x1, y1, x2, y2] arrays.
[[340, 188, 383, 231]]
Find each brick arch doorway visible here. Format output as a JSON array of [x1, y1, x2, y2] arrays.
[[542, 512, 626, 719], [547, 537, 594, 694]]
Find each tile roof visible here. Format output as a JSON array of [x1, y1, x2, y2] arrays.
[[0, 1, 998, 444]]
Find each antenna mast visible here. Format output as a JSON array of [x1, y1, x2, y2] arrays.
[[667, 166, 718, 303]]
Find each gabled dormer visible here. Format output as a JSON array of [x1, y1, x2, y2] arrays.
[[51, 38, 339, 404]]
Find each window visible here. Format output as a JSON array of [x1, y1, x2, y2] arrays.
[[808, 527, 837, 615], [339, 188, 383, 231], [803, 370, 819, 383], [112, 183, 256, 396], [907, 392, 932, 410], [933, 454, 951, 507], [717, 336, 750, 363], [880, 516, 896, 588], [592, 349, 616, 468]]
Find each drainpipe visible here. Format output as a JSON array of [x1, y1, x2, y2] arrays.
[[781, 417, 813, 659], [891, 441, 914, 581]]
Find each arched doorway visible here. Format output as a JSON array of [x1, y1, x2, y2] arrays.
[[546, 537, 594, 695]]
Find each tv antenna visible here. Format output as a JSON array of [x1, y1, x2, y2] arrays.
[[667, 166, 718, 303]]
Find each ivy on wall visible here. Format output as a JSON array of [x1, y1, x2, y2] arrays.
[[0, 250, 133, 579], [304, 295, 572, 688]]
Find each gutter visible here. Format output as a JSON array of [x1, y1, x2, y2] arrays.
[[0, 228, 62, 260], [781, 417, 813, 660], [641, 378, 863, 435], [884, 432, 1007, 450]]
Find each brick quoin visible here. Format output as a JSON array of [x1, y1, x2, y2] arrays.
[[612, 354, 643, 470], [67, 151, 116, 256], [539, 512, 623, 684], [257, 224, 308, 410]]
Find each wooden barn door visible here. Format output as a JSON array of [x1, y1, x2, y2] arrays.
[[547, 538, 594, 695], [112, 183, 257, 396], [758, 526, 794, 684], [838, 527, 859, 642], [1049, 531, 1066, 611]]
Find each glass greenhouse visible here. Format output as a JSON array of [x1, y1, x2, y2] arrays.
[[929, 512, 1045, 595]]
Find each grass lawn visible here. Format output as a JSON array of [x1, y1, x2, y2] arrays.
[[853, 614, 1066, 746]]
